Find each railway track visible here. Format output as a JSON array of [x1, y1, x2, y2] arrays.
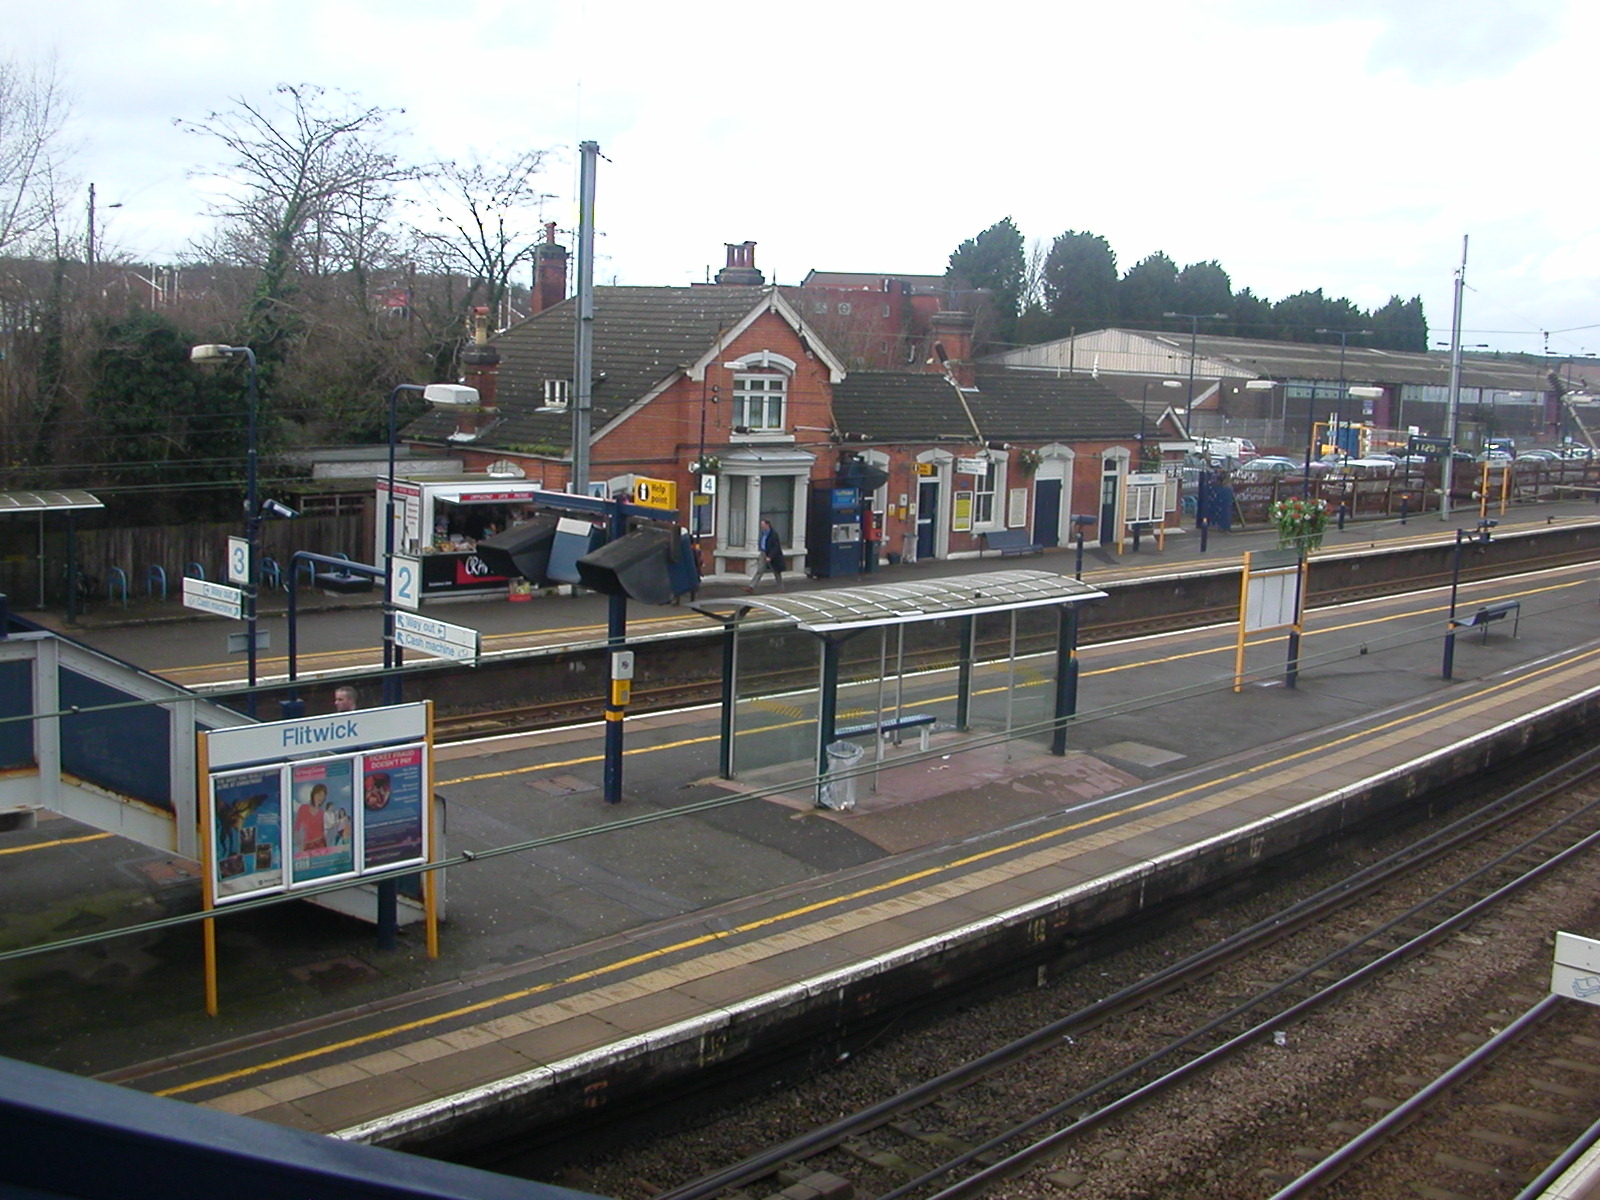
[[510, 742, 1600, 1200]]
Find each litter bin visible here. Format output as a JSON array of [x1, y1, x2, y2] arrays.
[[819, 740, 864, 811]]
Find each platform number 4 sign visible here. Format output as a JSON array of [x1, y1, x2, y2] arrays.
[[227, 536, 249, 585]]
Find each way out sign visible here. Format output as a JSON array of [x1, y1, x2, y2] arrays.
[[393, 611, 480, 662]]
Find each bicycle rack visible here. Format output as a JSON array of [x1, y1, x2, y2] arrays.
[[107, 568, 128, 609], [146, 565, 167, 600], [261, 557, 283, 590], [185, 561, 206, 581]]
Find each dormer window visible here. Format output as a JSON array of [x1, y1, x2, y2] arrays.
[[542, 379, 570, 409], [733, 373, 786, 432], [723, 350, 797, 437]]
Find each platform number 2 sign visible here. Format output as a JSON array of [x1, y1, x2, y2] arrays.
[[391, 556, 421, 610]]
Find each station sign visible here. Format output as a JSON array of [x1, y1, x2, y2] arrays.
[[183, 577, 243, 620], [393, 610, 480, 662], [390, 555, 421, 611], [956, 456, 989, 476], [633, 476, 678, 509]]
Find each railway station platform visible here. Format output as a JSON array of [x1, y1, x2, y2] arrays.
[[4, 500, 1600, 1187]]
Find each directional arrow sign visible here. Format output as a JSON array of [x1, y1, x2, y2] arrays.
[[182, 576, 243, 620], [393, 610, 480, 662]]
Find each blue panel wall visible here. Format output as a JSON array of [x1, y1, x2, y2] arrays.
[[0, 659, 31, 770], [59, 669, 172, 811]]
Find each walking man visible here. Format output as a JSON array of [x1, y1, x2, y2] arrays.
[[748, 519, 787, 592]]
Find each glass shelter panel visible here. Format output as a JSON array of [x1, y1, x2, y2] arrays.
[[964, 608, 1061, 749], [730, 626, 821, 782]]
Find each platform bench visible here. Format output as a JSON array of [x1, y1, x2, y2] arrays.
[[1462, 600, 1520, 642], [835, 712, 937, 751], [982, 529, 1043, 557]]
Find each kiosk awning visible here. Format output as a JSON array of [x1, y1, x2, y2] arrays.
[[693, 568, 1105, 635]]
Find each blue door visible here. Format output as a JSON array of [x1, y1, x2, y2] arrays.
[[1033, 479, 1061, 547], [916, 480, 939, 560]]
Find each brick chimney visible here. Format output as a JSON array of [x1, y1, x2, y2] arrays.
[[715, 241, 764, 286], [530, 222, 568, 315], [928, 311, 976, 387], [457, 307, 500, 437]]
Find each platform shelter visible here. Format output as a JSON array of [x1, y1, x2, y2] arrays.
[[693, 569, 1106, 804]]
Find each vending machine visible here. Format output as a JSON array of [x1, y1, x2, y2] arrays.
[[807, 485, 862, 578]]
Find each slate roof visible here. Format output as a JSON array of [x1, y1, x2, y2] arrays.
[[832, 366, 1143, 444], [405, 286, 766, 450]]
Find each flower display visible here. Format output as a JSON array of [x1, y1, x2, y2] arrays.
[[1270, 496, 1329, 552]]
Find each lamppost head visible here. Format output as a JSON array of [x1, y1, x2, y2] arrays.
[[190, 343, 247, 364]]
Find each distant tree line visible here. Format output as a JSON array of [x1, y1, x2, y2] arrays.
[[944, 217, 1428, 356], [0, 66, 555, 521]]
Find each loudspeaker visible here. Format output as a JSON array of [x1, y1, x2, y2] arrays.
[[475, 516, 559, 584], [576, 526, 700, 605]]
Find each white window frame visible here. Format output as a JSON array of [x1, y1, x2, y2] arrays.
[[732, 372, 787, 433], [973, 452, 1007, 530]]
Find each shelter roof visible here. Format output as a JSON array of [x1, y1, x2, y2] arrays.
[[693, 569, 1105, 635], [0, 489, 104, 514]]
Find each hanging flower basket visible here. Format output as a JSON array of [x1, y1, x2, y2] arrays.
[[691, 454, 721, 476], [1016, 448, 1043, 476], [1270, 496, 1329, 552]]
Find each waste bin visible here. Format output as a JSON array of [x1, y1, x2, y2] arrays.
[[819, 740, 864, 811]]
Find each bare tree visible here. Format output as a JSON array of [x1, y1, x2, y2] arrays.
[[0, 54, 75, 257], [176, 83, 414, 361], [411, 150, 552, 332]]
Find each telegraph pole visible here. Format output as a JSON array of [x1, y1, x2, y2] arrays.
[[1441, 236, 1467, 521]]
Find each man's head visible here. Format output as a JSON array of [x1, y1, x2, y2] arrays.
[[333, 686, 358, 713]]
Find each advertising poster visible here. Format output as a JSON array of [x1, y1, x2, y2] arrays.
[[211, 767, 284, 901], [289, 757, 357, 885], [361, 745, 427, 870]]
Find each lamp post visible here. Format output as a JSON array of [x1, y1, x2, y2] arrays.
[[190, 344, 261, 715], [1138, 379, 1182, 470], [1314, 328, 1372, 460], [1163, 312, 1227, 539]]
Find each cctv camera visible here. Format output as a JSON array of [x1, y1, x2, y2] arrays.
[[261, 499, 300, 520]]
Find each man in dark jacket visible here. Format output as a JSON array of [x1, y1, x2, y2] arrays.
[[748, 519, 787, 592]]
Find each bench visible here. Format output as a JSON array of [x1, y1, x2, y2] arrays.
[[982, 529, 1043, 557], [835, 712, 937, 751], [1460, 600, 1520, 642]]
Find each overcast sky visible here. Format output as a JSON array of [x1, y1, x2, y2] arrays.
[[11, 0, 1596, 360]]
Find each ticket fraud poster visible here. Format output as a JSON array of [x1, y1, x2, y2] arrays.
[[361, 746, 427, 870], [207, 742, 429, 905]]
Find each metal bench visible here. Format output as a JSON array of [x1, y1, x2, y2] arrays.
[[1462, 600, 1520, 642], [835, 712, 937, 751], [982, 529, 1043, 557]]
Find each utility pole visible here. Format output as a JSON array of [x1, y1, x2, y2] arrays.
[[572, 141, 598, 495], [1441, 236, 1468, 521], [1315, 327, 1373, 458]]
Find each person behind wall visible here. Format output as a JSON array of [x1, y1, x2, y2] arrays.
[[747, 518, 786, 592], [333, 686, 359, 713]]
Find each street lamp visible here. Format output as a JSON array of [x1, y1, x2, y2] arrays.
[[1315, 328, 1372, 459], [1139, 379, 1183, 469], [1163, 312, 1227, 538], [380, 382, 480, 705], [190, 343, 264, 715]]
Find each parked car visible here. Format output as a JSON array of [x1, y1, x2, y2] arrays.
[[1237, 455, 1302, 475]]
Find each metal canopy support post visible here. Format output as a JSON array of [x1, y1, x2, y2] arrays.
[[383, 384, 426, 707], [956, 615, 976, 731], [1052, 604, 1080, 756], [719, 623, 737, 779], [572, 141, 598, 494]]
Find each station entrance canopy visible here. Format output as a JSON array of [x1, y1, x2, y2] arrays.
[[692, 570, 1106, 804]]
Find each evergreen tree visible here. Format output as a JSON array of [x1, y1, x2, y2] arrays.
[[945, 217, 1025, 343], [1041, 231, 1118, 332], [1118, 252, 1179, 329]]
